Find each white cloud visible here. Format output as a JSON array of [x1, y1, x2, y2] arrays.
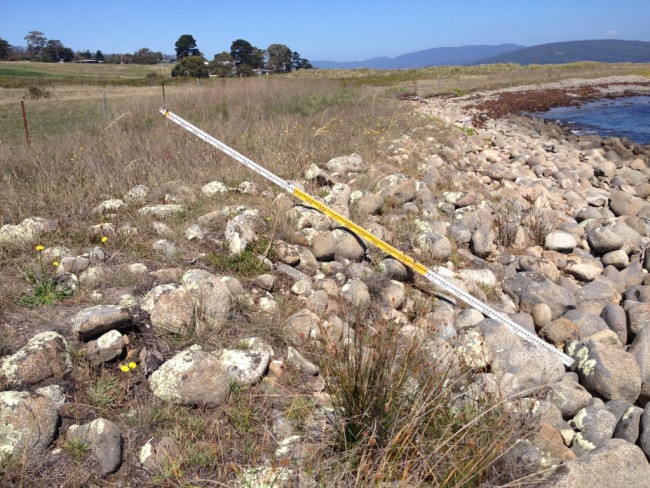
[[605, 30, 618, 38]]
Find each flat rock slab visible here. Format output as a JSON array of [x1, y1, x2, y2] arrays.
[[72, 305, 131, 341]]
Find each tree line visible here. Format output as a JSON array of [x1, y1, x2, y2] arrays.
[[172, 34, 312, 78], [0, 31, 312, 77]]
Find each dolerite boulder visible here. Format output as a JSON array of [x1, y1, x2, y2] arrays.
[[218, 349, 271, 386], [545, 439, 650, 487], [181, 269, 231, 330], [544, 373, 592, 419], [609, 190, 647, 217], [569, 401, 618, 455], [72, 304, 131, 340], [628, 325, 650, 403], [0, 391, 59, 460], [567, 332, 641, 404], [141, 284, 195, 335], [149, 349, 231, 406], [585, 227, 625, 255], [0, 331, 72, 388], [503, 272, 577, 319], [67, 418, 123, 475], [477, 319, 564, 394]]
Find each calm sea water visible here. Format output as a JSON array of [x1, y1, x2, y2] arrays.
[[532, 95, 650, 145]]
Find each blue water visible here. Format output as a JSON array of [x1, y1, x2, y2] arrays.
[[532, 95, 650, 145]]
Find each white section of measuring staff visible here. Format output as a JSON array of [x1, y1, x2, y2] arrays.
[[159, 107, 575, 368]]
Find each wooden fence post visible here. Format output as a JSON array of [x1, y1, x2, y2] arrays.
[[20, 100, 30, 148]]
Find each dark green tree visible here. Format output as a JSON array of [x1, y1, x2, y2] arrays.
[[175, 34, 202, 60], [24, 31, 47, 60], [0, 38, 11, 60], [230, 39, 255, 67], [209, 52, 235, 77], [171, 55, 208, 77], [95, 50, 104, 61], [77, 49, 92, 60], [133, 47, 163, 64], [43, 40, 73, 62], [291, 51, 313, 70], [267, 43, 293, 72]]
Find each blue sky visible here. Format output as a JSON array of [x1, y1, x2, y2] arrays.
[[2, 0, 649, 62]]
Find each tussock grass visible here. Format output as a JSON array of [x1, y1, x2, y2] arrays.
[[317, 319, 535, 487]]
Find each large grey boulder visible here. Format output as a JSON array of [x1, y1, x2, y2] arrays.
[[567, 333, 641, 403], [503, 272, 577, 319], [478, 319, 564, 394], [332, 228, 365, 262], [67, 418, 123, 475], [544, 231, 578, 252], [544, 373, 592, 419], [84, 330, 125, 366], [0, 217, 57, 247], [325, 153, 366, 175], [181, 269, 231, 331], [570, 402, 618, 456], [0, 331, 72, 388], [629, 325, 650, 403], [141, 284, 195, 335], [149, 349, 231, 406], [585, 227, 625, 254], [0, 391, 59, 460], [545, 439, 650, 487]]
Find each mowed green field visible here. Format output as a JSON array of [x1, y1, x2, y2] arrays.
[[0, 60, 172, 79]]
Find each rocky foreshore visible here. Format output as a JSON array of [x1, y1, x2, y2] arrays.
[[2, 75, 650, 485]]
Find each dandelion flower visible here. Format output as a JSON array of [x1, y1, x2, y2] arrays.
[[35, 245, 44, 252], [128, 362, 137, 369], [119, 364, 130, 373], [101, 236, 108, 243], [52, 261, 59, 267]]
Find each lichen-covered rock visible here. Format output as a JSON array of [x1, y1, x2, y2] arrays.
[[142, 284, 195, 335], [149, 349, 231, 406], [568, 334, 641, 404], [0, 217, 57, 247], [181, 269, 231, 331], [0, 331, 72, 388], [569, 402, 618, 456], [0, 391, 59, 459], [218, 349, 271, 386]]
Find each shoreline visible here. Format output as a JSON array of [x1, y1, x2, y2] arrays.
[[423, 75, 650, 153]]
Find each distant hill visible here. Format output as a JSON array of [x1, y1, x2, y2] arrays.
[[313, 44, 525, 69], [474, 39, 650, 65]]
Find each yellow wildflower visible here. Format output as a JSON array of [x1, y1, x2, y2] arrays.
[[52, 261, 59, 267], [101, 236, 108, 243], [35, 245, 44, 252], [128, 362, 137, 369], [119, 364, 130, 373]]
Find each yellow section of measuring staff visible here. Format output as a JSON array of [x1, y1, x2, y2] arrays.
[[292, 188, 429, 276]]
